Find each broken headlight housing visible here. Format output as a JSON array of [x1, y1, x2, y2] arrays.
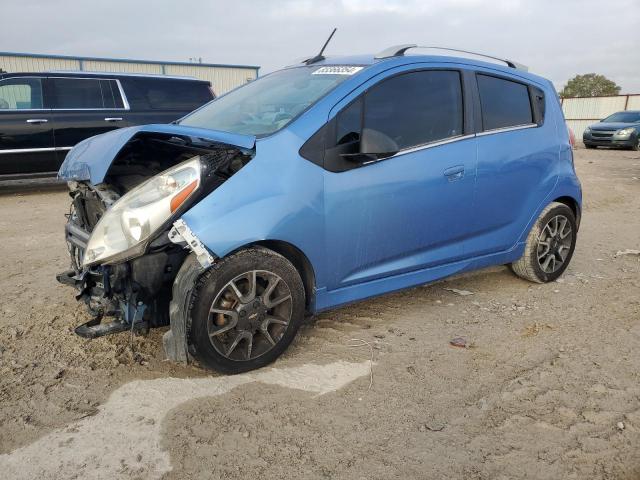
[[83, 157, 201, 267]]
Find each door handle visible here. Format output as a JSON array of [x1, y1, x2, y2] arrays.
[[104, 117, 123, 122], [444, 165, 465, 181], [26, 119, 48, 124]]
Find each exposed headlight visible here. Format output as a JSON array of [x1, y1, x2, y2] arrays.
[[584, 126, 591, 133], [83, 157, 201, 267], [616, 127, 634, 137]]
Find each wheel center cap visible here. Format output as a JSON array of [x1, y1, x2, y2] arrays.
[[238, 298, 266, 330]]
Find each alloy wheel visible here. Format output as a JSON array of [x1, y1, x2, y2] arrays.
[[536, 214, 573, 274], [207, 270, 293, 361]]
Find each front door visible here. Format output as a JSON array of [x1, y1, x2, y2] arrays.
[[323, 69, 477, 290], [0, 77, 56, 176]]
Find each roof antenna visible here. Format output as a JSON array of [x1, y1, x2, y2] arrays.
[[304, 28, 337, 65]]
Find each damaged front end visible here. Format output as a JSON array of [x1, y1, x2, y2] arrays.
[[56, 125, 254, 341]]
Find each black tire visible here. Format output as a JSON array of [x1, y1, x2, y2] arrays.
[[584, 144, 597, 149], [187, 247, 305, 374], [630, 138, 640, 151], [510, 202, 577, 283]]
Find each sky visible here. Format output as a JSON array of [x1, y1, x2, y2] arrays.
[[1, 0, 639, 92]]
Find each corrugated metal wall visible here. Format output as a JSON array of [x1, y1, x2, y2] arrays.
[[562, 94, 640, 139], [164, 65, 254, 95], [0, 55, 78, 72], [83, 60, 163, 75], [0, 53, 259, 94]]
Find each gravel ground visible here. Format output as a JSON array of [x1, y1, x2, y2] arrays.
[[0, 148, 638, 479]]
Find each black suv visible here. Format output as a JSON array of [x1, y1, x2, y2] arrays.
[[0, 72, 214, 179]]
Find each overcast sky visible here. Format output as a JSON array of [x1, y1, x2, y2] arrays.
[[2, 0, 639, 92]]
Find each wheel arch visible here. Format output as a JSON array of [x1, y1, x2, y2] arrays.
[[552, 195, 581, 228], [243, 240, 317, 314]]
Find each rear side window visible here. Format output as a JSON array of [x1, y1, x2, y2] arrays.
[[50, 78, 105, 109], [477, 74, 533, 130], [363, 70, 464, 150], [122, 78, 212, 111], [0, 78, 44, 109], [49, 78, 125, 109]]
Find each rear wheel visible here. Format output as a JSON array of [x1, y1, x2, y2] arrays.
[[510, 202, 577, 283], [188, 248, 305, 374]]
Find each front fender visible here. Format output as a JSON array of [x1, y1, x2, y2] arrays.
[[181, 137, 327, 287]]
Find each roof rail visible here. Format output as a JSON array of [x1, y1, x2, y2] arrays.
[[374, 45, 528, 71], [45, 70, 199, 80]]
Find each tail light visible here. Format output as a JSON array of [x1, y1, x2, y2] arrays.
[[567, 125, 576, 149]]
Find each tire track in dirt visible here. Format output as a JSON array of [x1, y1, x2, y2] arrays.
[[0, 361, 370, 480]]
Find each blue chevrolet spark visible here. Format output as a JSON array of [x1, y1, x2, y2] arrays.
[[58, 45, 582, 373]]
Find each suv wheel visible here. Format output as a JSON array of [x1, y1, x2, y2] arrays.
[[187, 248, 305, 374], [510, 202, 577, 283]]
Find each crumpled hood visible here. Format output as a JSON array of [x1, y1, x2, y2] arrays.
[[58, 124, 256, 184]]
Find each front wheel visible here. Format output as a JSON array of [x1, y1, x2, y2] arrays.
[[187, 248, 305, 374], [511, 202, 577, 283]]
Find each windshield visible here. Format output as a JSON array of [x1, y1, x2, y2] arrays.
[[602, 111, 640, 123], [179, 65, 363, 136]]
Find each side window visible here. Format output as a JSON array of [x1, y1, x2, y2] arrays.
[[316, 70, 464, 172], [0, 78, 44, 110], [50, 78, 105, 109], [477, 74, 533, 130], [145, 80, 213, 110], [363, 70, 464, 151]]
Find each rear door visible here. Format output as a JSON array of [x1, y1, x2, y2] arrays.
[[0, 76, 57, 176], [49, 77, 129, 166], [469, 72, 556, 257]]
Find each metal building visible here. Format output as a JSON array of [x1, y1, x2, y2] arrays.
[[562, 94, 640, 139], [0, 51, 259, 95]]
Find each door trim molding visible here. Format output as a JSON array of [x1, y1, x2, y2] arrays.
[[0, 146, 73, 154]]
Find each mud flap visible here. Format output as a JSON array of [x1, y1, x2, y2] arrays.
[[163, 254, 206, 363]]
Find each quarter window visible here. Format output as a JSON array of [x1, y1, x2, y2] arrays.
[[99, 80, 125, 109], [335, 96, 362, 148], [0, 78, 44, 110], [363, 70, 464, 150], [477, 74, 533, 130]]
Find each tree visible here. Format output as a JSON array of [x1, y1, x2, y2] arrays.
[[560, 73, 621, 98]]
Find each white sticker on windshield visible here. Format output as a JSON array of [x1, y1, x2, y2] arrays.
[[312, 66, 363, 75]]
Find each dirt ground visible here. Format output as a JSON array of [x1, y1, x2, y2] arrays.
[[0, 148, 638, 479]]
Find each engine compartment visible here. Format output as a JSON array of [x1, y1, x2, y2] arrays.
[[58, 131, 253, 338]]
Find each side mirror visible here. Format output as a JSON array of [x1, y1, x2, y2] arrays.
[[341, 128, 399, 162], [361, 128, 399, 157]]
